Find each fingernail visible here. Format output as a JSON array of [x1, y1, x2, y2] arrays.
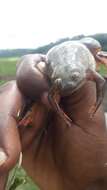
[[0, 149, 7, 166]]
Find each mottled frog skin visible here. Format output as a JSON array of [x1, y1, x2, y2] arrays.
[[47, 41, 96, 94]]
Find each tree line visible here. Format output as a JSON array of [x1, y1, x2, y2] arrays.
[[0, 33, 107, 57]]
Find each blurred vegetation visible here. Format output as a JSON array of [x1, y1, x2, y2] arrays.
[[0, 80, 6, 85], [0, 57, 18, 85], [0, 33, 107, 189], [0, 57, 18, 76], [6, 167, 39, 190], [99, 64, 107, 76]]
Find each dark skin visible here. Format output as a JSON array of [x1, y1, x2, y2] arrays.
[[21, 81, 107, 190], [0, 80, 52, 190], [0, 51, 107, 190], [0, 80, 107, 189], [16, 54, 49, 100]]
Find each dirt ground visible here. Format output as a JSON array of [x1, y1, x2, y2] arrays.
[[0, 75, 15, 80]]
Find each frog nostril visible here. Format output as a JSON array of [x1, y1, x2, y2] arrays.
[[71, 72, 80, 81]]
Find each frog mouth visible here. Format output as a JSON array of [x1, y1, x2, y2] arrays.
[[71, 79, 86, 93], [61, 79, 86, 96]]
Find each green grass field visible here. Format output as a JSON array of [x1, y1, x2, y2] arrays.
[[0, 57, 107, 190], [0, 57, 18, 85], [0, 57, 18, 76]]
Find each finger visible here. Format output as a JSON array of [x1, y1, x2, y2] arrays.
[[0, 81, 24, 172], [0, 116, 21, 172]]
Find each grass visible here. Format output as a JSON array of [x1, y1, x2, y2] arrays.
[[0, 80, 6, 85], [99, 64, 107, 76], [7, 167, 39, 190], [0, 57, 18, 76]]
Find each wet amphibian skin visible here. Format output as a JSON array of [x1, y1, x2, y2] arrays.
[[46, 41, 105, 116], [47, 41, 96, 95]]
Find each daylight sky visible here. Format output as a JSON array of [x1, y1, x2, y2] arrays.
[[0, 0, 107, 49]]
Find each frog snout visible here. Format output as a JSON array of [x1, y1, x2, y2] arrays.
[[71, 71, 80, 81], [62, 69, 84, 90]]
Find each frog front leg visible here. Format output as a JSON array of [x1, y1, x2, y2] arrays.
[[48, 78, 72, 127]]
